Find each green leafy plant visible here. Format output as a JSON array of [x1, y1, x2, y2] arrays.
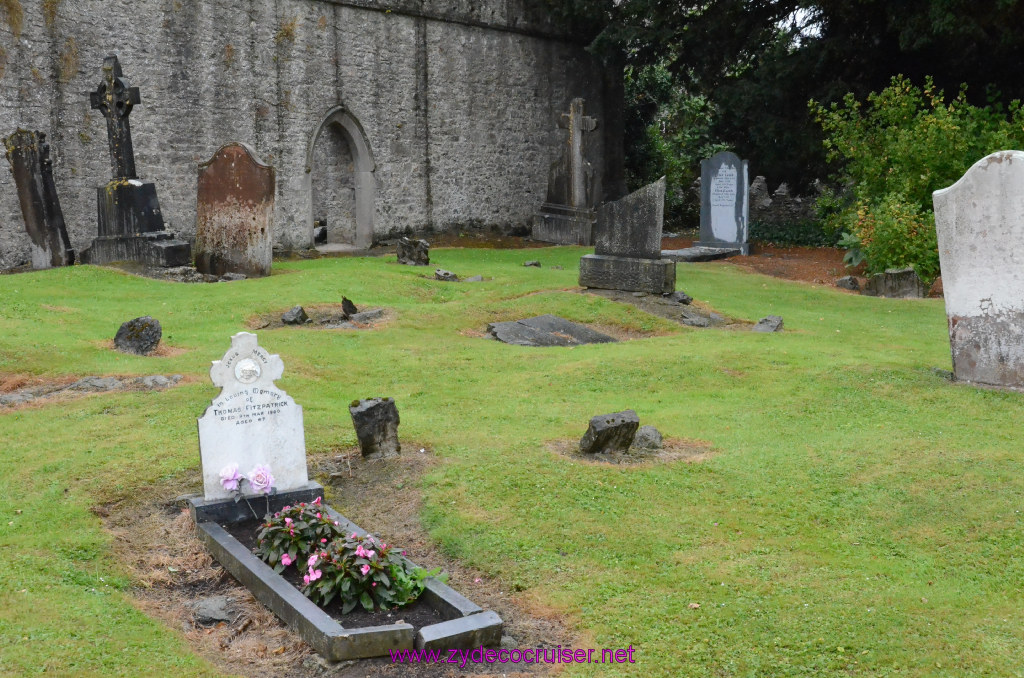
[[254, 497, 343, 573], [300, 532, 443, 613]]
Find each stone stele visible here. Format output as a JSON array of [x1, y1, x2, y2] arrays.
[[696, 151, 749, 254], [197, 332, 308, 500], [195, 143, 275, 278], [933, 150, 1024, 388]]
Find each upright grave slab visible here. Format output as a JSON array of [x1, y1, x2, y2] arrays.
[[933, 151, 1024, 388], [695, 151, 749, 255], [80, 55, 190, 267], [533, 98, 600, 245], [579, 177, 675, 294], [3, 129, 75, 268], [195, 143, 275, 278], [188, 332, 502, 659]]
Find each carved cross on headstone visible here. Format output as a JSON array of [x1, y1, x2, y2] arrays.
[[90, 55, 140, 180], [558, 98, 598, 208]]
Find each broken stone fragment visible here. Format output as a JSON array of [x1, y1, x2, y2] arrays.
[[349, 397, 401, 457], [396, 237, 430, 266], [631, 425, 663, 451], [579, 410, 640, 455], [835, 275, 859, 291], [281, 306, 308, 325], [434, 268, 459, 282], [752, 315, 784, 332], [113, 316, 162, 355]]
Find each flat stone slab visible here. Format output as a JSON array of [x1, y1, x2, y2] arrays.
[[661, 246, 742, 262], [487, 314, 617, 347]]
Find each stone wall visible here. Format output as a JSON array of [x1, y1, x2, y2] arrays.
[[0, 0, 615, 266]]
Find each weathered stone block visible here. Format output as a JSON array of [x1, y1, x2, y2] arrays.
[[594, 177, 665, 260], [752, 315, 784, 333], [416, 611, 503, 651], [349, 397, 401, 457], [862, 268, 926, 298], [578, 254, 675, 295], [579, 410, 639, 455], [397, 238, 430, 266], [281, 306, 308, 325], [836, 275, 860, 291], [631, 425, 663, 450], [114, 316, 162, 355]]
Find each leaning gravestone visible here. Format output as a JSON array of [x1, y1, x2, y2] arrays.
[[579, 177, 675, 294], [80, 55, 190, 267], [695, 151, 749, 255], [349, 397, 400, 457], [933, 151, 1024, 388], [197, 332, 308, 500], [195, 143, 275, 278], [533, 98, 600, 245], [3, 130, 75, 268]]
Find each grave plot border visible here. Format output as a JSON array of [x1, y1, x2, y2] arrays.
[[187, 483, 501, 660]]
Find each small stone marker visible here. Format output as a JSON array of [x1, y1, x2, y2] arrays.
[[349, 398, 400, 457], [861, 268, 926, 298], [523, 260, 541, 267], [397, 237, 430, 265], [195, 143, 275, 278], [487, 314, 616, 347], [434, 268, 459, 282], [281, 306, 308, 325], [114, 316, 162, 355], [933, 151, 1024, 387], [533, 98, 600, 245], [3, 129, 75, 268], [835, 276, 860, 291], [80, 55, 190, 267], [579, 177, 675, 295], [579, 410, 639, 455], [197, 332, 308, 500], [752, 315, 784, 333], [695, 151, 749, 255]]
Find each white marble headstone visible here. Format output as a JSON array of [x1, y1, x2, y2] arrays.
[[198, 332, 308, 500], [697, 150, 749, 253]]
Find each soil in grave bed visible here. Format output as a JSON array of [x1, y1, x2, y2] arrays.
[[222, 518, 447, 630]]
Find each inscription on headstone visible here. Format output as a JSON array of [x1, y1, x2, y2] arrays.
[[697, 151, 749, 254], [195, 143, 275, 278], [3, 130, 75, 268], [933, 150, 1024, 388], [197, 332, 308, 500]]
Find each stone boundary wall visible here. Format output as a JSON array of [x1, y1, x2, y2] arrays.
[[0, 0, 616, 266]]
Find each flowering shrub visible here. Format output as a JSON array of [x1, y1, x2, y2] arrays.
[[254, 497, 344, 573], [299, 532, 442, 613]]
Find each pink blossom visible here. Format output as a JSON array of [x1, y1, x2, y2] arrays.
[[316, 512, 321, 519], [365, 550, 375, 559], [355, 545, 366, 558], [308, 554, 319, 568], [360, 564, 370, 576], [282, 506, 291, 511], [219, 464, 242, 492], [334, 521, 339, 526], [351, 533, 358, 539], [321, 538, 327, 543], [372, 582, 377, 587], [308, 568, 322, 582], [247, 464, 274, 494], [303, 574, 310, 585], [281, 554, 293, 566], [285, 517, 293, 525], [313, 496, 322, 505]]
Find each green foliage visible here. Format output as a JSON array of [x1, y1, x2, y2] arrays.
[[299, 533, 442, 613], [255, 498, 343, 573], [749, 219, 840, 248], [812, 75, 1024, 283]]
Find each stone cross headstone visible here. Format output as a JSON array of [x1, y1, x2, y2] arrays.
[[3, 129, 75, 268], [933, 150, 1024, 388], [697, 151, 749, 254], [195, 143, 275, 278], [579, 177, 675, 294], [533, 98, 601, 245], [197, 332, 308, 500], [79, 54, 190, 267]]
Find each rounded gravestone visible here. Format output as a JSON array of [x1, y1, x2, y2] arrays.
[[114, 316, 162, 355]]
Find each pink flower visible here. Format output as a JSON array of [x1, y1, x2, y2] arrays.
[[316, 513, 321, 519], [313, 496, 322, 505], [282, 505, 290, 511], [320, 538, 327, 543], [219, 464, 242, 492], [355, 545, 366, 558], [247, 464, 274, 494], [303, 574, 310, 585], [308, 568, 322, 582], [281, 554, 293, 566], [308, 554, 319, 568], [351, 533, 358, 539], [360, 564, 370, 576], [372, 582, 377, 587], [284, 517, 293, 525], [365, 550, 375, 559], [334, 521, 339, 526]]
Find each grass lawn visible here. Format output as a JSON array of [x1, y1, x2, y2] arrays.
[[1, 246, 1022, 677]]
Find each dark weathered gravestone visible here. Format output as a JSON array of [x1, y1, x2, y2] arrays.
[[861, 268, 926, 298], [195, 143, 275, 278], [752, 315, 784, 333], [533, 98, 600, 245], [487, 314, 616, 347], [933, 151, 1024, 388], [579, 177, 675, 294], [3, 130, 75, 269], [79, 55, 190, 268], [397, 237, 429, 265], [695, 151, 749, 255], [114, 316, 162, 355], [349, 397, 400, 457], [281, 306, 308, 325], [579, 410, 639, 455]]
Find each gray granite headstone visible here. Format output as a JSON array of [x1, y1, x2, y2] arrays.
[[933, 150, 1024, 388], [579, 177, 675, 294], [696, 151, 749, 254]]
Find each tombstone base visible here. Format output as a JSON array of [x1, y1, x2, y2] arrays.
[[532, 204, 596, 245], [80, 232, 191, 267], [96, 181, 166, 237], [948, 312, 1024, 389], [579, 254, 675, 294], [661, 246, 742, 262], [30, 244, 75, 270], [694, 241, 750, 256]]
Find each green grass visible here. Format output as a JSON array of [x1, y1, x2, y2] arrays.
[[1, 247, 1022, 677]]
